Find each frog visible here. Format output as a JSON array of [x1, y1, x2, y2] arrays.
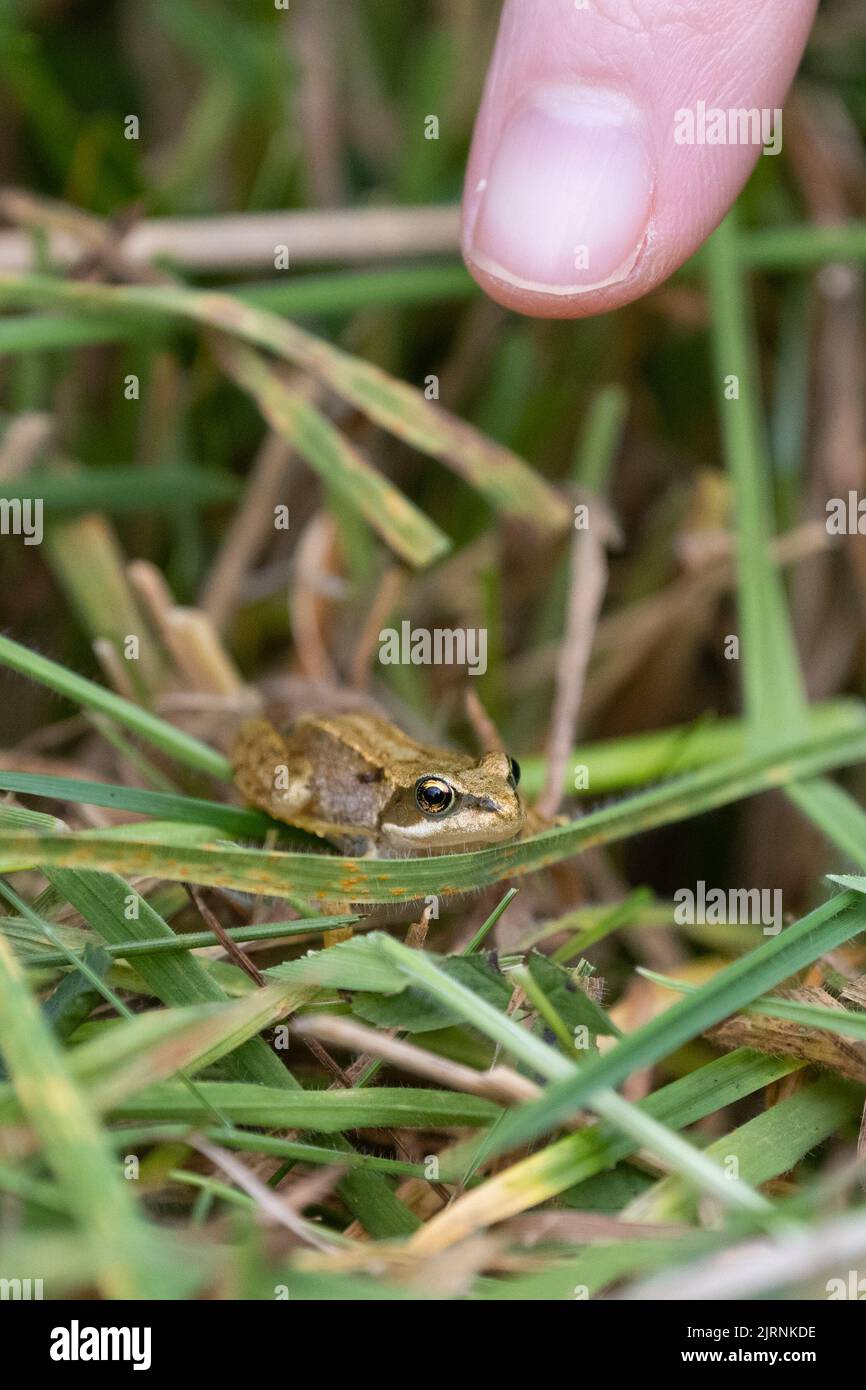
[[231, 710, 524, 856]]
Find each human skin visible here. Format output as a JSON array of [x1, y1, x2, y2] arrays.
[[461, 0, 819, 319]]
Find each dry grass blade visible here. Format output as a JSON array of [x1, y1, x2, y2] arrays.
[[220, 340, 450, 567], [0, 203, 461, 273], [504, 1211, 692, 1245], [536, 517, 613, 819], [293, 1014, 540, 1104], [199, 431, 297, 629], [0, 273, 570, 532], [614, 1207, 866, 1301], [188, 1137, 342, 1252], [707, 986, 866, 1083], [86, 984, 316, 1112]]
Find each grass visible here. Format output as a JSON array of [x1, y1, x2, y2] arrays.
[[1, 0, 866, 1303]]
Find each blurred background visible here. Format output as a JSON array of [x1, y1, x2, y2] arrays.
[[1, 0, 866, 951]]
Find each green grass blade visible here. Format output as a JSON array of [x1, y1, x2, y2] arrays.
[[0, 769, 272, 836], [0, 634, 230, 779], [108, 1081, 500, 1130], [740, 223, 866, 270], [18, 915, 360, 969], [706, 214, 808, 744], [518, 699, 865, 798], [789, 778, 866, 868], [630, 1076, 860, 1223], [0, 466, 238, 512], [106, 1123, 460, 1182]]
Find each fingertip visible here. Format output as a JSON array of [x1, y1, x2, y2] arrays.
[[460, 248, 650, 320], [461, 0, 819, 321], [461, 82, 655, 319]]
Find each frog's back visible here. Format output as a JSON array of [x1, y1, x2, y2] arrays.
[[301, 711, 474, 785]]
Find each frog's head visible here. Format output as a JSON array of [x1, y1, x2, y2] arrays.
[[381, 751, 525, 851]]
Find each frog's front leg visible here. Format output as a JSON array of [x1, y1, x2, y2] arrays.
[[330, 831, 380, 859]]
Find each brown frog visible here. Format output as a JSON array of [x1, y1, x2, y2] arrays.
[[232, 711, 524, 856]]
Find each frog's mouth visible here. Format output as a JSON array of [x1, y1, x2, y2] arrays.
[[381, 805, 525, 852]]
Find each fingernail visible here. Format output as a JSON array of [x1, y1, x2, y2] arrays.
[[465, 84, 654, 297]]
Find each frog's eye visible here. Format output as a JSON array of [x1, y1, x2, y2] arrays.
[[507, 756, 521, 790], [415, 775, 455, 816]]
